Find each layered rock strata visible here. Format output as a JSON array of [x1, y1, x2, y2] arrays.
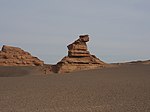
[[0, 45, 44, 66], [56, 35, 106, 73]]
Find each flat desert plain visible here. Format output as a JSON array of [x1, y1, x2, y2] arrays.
[[0, 64, 150, 112]]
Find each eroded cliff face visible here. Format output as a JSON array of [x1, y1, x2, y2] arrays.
[[0, 45, 44, 66], [56, 35, 107, 73]]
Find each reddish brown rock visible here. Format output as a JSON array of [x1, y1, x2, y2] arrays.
[[56, 35, 107, 73], [0, 45, 44, 66], [67, 35, 90, 57]]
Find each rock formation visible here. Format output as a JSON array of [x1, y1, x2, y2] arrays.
[[0, 45, 44, 66], [56, 35, 107, 73]]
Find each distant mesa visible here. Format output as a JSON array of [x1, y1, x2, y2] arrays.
[[125, 60, 150, 65], [55, 35, 107, 73], [0, 45, 44, 66]]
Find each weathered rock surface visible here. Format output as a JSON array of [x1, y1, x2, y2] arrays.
[[67, 35, 90, 57], [56, 35, 107, 73], [0, 45, 44, 66]]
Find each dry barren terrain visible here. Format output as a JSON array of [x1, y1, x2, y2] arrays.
[[0, 64, 150, 112]]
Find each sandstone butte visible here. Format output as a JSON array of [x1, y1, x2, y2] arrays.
[[0, 45, 44, 66], [55, 35, 107, 73]]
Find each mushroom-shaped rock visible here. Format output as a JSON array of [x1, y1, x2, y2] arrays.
[[56, 35, 107, 73]]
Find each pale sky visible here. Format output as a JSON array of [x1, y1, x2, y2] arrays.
[[0, 0, 150, 64]]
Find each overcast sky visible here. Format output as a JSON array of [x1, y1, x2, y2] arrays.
[[0, 0, 150, 64]]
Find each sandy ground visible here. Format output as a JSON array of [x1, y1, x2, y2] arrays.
[[0, 64, 150, 112]]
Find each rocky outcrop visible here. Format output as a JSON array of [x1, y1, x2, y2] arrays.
[[56, 35, 107, 73], [0, 45, 44, 66], [67, 35, 90, 57]]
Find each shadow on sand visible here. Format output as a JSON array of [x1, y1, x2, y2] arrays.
[[0, 66, 34, 77]]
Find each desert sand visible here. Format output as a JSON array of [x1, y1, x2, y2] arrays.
[[0, 64, 150, 112]]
